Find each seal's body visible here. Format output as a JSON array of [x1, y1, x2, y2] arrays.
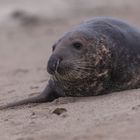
[[48, 17, 140, 97], [0, 17, 140, 109]]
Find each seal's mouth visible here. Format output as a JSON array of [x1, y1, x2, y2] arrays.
[[47, 55, 92, 82]]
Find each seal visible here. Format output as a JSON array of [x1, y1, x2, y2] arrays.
[[0, 17, 140, 109]]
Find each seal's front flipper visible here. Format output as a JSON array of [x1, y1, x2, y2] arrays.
[[0, 85, 59, 110]]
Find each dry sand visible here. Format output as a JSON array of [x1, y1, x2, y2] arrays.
[[0, 0, 140, 140]]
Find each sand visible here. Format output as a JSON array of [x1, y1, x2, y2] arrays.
[[0, 0, 140, 140]]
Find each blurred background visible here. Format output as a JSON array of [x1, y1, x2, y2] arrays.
[[0, 0, 140, 25], [0, 0, 140, 72]]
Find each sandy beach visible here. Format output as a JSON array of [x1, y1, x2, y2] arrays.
[[0, 0, 140, 140]]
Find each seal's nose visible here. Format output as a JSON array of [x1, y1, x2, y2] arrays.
[[47, 55, 61, 74]]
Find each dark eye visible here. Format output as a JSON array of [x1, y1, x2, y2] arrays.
[[72, 42, 83, 50], [52, 45, 56, 51]]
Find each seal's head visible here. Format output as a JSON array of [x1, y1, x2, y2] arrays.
[[47, 29, 112, 96]]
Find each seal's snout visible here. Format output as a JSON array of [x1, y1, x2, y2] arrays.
[[47, 55, 62, 75]]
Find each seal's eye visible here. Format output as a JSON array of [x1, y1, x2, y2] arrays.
[[72, 42, 83, 50]]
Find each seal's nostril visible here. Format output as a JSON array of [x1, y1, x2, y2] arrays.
[[47, 56, 62, 74]]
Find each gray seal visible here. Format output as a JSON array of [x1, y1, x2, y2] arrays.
[[0, 17, 140, 109]]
